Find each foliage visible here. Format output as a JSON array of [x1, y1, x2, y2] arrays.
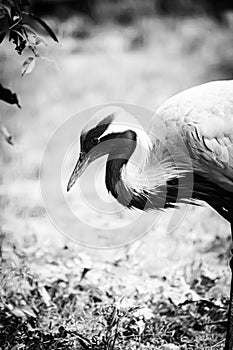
[[0, 235, 228, 350], [0, 0, 58, 145], [0, 0, 58, 61]]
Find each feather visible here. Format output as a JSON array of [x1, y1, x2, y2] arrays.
[[68, 80, 233, 221]]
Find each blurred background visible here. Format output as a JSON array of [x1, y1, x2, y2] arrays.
[[1, 0, 233, 268], [1, 1, 233, 348]]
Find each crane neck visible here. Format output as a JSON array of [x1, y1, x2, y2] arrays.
[[104, 129, 182, 210], [105, 156, 180, 211]]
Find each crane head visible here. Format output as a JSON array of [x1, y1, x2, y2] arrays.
[[67, 106, 152, 192]]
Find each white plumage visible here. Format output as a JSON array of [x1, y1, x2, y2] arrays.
[[152, 81, 232, 173]]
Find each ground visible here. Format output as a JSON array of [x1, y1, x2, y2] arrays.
[[0, 15, 233, 349]]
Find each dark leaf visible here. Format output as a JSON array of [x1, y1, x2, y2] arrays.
[[20, 0, 31, 6], [2, 4, 12, 18], [0, 83, 21, 107], [23, 12, 59, 42], [0, 14, 9, 33], [75, 334, 91, 350], [22, 23, 36, 35], [2, 0, 16, 7], [80, 267, 91, 282], [11, 28, 25, 40], [9, 16, 22, 31], [9, 29, 26, 54], [0, 32, 6, 43], [9, 29, 17, 44]]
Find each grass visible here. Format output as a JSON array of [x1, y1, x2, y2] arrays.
[[0, 232, 229, 349], [1, 14, 233, 349]]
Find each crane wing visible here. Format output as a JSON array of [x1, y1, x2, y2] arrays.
[[150, 80, 233, 193]]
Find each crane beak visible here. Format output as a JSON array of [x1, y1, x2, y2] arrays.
[[67, 153, 89, 192]]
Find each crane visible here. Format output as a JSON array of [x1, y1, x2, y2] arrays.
[[67, 80, 233, 350]]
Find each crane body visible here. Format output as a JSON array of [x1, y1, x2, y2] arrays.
[[67, 80, 233, 349]]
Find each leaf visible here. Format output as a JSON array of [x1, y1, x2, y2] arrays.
[[0, 83, 21, 107], [22, 12, 59, 42], [11, 29, 25, 41], [38, 286, 51, 306], [75, 334, 91, 350], [21, 56, 36, 76], [10, 307, 25, 318], [0, 14, 9, 33], [22, 23, 37, 35], [20, 305, 37, 318], [80, 267, 91, 282], [21, 0, 31, 6], [2, 4, 12, 18], [9, 29, 27, 55], [0, 32, 6, 43], [3, 0, 16, 8]]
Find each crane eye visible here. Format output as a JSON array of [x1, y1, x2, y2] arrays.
[[90, 137, 98, 146]]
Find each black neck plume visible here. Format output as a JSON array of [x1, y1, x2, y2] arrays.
[[104, 130, 181, 210], [104, 130, 139, 207]]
